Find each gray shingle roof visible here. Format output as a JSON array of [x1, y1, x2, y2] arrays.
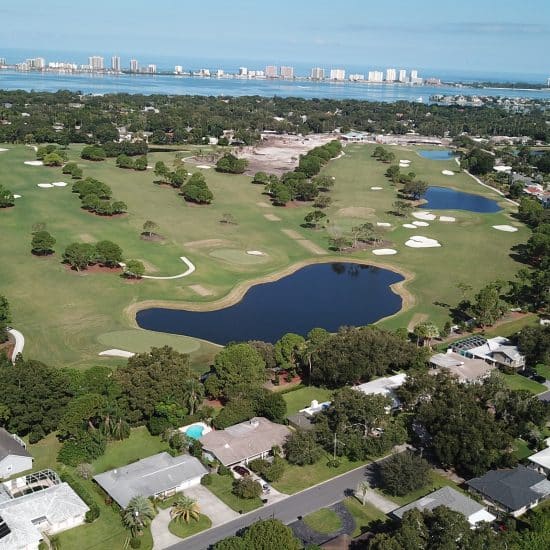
[[93, 452, 207, 508], [0, 429, 30, 461], [467, 466, 550, 511]]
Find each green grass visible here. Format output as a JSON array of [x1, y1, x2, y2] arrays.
[[513, 438, 534, 460], [206, 474, 263, 513], [535, 364, 550, 380], [272, 455, 365, 494], [303, 508, 343, 534], [91, 426, 169, 474], [501, 374, 547, 394], [343, 497, 387, 537], [282, 386, 334, 415], [168, 515, 212, 539]]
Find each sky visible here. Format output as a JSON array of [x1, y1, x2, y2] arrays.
[[1, 0, 549, 78]]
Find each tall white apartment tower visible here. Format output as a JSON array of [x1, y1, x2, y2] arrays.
[[385, 68, 396, 82], [89, 56, 104, 71], [265, 65, 278, 78], [398, 69, 407, 82], [130, 59, 139, 72], [280, 66, 294, 79], [330, 68, 345, 81], [310, 67, 325, 80], [111, 56, 121, 72]]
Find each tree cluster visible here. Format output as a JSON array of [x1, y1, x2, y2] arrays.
[[181, 172, 213, 204], [216, 153, 248, 174], [116, 154, 148, 171], [63, 239, 123, 271], [72, 177, 127, 215]]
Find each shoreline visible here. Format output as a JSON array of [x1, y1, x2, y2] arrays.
[[124, 256, 415, 331]]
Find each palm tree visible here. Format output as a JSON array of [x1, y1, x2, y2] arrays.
[[111, 417, 130, 441], [182, 379, 204, 416], [122, 496, 156, 536], [170, 494, 200, 524]]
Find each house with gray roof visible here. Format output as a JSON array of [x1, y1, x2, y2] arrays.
[[392, 486, 496, 527], [0, 429, 32, 479], [429, 351, 495, 383], [467, 465, 550, 517], [93, 452, 207, 508]]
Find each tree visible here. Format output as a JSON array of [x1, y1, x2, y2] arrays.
[[71, 167, 83, 179], [63, 243, 96, 271], [57, 392, 107, 439], [31, 230, 56, 255], [462, 148, 495, 175], [413, 322, 440, 347], [313, 194, 332, 209], [142, 220, 159, 237], [116, 154, 134, 169], [232, 477, 262, 499], [471, 282, 506, 327], [385, 165, 400, 182], [43, 152, 64, 166], [122, 496, 155, 536], [170, 494, 200, 523], [0, 295, 11, 343], [379, 451, 431, 496], [351, 222, 376, 247], [242, 519, 301, 550], [392, 200, 413, 217], [0, 185, 15, 208], [284, 430, 323, 465], [133, 156, 148, 171], [182, 379, 204, 416], [328, 235, 351, 252], [252, 171, 270, 185], [313, 174, 334, 191], [124, 260, 145, 279], [81, 145, 106, 161], [304, 210, 327, 229], [95, 240, 123, 267], [517, 325, 550, 366], [402, 179, 428, 200], [181, 173, 213, 204], [270, 183, 291, 206], [274, 333, 305, 374], [216, 153, 248, 174], [62, 162, 78, 174], [154, 160, 170, 182]]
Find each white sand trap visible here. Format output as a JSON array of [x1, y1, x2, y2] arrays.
[[51, 181, 68, 187], [439, 216, 456, 222], [492, 225, 518, 232], [442, 170, 454, 176], [372, 249, 397, 255], [246, 250, 265, 256], [405, 235, 441, 248], [413, 211, 436, 221], [196, 165, 212, 169], [24, 160, 44, 166], [399, 159, 411, 164], [370, 186, 383, 190], [13, 194, 22, 199], [377, 222, 391, 227], [412, 221, 430, 227], [99, 349, 135, 358], [37, 183, 54, 188], [403, 223, 417, 229], [0, 148, 8, 152]]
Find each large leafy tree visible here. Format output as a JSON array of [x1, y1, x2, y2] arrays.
[[284, 430, 323, 465], [31, 230, 56, 255], [0, 295, 11, 343], [63, 242, 96, 271], [379, 451, 431, 496], [242, 519, 301, 550]]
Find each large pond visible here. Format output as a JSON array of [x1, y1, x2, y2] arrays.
[[419, 150, 456, 161], [420, 186, 501, 212], [136, 263, 404, 344]]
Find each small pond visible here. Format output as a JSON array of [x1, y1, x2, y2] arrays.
[[136, 263, 403, 344], [420, 186, 501, 212], [419, 149, 456, 161]]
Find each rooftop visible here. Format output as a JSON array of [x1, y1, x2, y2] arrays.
[[0, 429, 30, 461], [93, 452, 208, 508], [352, 374, 407, 407], [429, 351, 495, 382], [527, 441, 550, 471], [452, 336, 523, 364]]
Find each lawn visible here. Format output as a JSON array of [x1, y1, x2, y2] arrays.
[[535, 364, 550, 380], [343, 496, 387, 537], [206, 473, 263, 513], [282, 386, 334, 415], [501, 374, 547, 394], [168, 515, 212, 539], [513, 438, 534, 461], [303, 508, 342, 534], [91, 426, 169, 474], [272, 455, 366, 494]]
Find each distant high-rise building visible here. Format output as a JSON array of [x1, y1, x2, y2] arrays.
[[398, 69, 407, 82], [348, 73, 365, 81], [111, 56, 121, 72], [265, 65, 278, 78], [216, 69, 224, 77], [310, 67, 324, 80], [385, 68, 396, 82], [147, 64, 157, 74], [130, 59, 139, 73], [280, 66, 294, 79], [0, 57, 6, 66], [330, 68, 345, 81], [26, 57, 45, 69], [368, 71, 384, 82], [238, 67, 248, 76], [89, 56, 104, 71], [411, 69, 418, 79], [174, 65, 183, 74], [410, 69, 422, 84]]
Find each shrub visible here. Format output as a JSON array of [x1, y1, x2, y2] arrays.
[[129, 537, 142, 548], [218, 465, 231, 476], [60, 471, 100, 522], [232, 477, 262, 499], [28, 426, 45, 444], [147, 415, 172, 436], [201, 474, 213, 486]]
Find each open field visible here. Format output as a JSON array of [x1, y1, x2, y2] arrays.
[[282, 386, 334, 415], [0, 142, 527, 367], [501, 373, 547, 394]]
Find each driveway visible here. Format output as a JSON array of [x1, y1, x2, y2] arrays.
[[151, 508, 181, 550], [184, 485, 239, 526]]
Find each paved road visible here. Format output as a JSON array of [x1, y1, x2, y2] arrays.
[[166, 464, 374, 550], [7, 328, 24, 362]]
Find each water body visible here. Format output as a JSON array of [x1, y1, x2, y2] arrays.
[[420, 186, 501, 212], [136, 263, 404, 344], [1, 70, 549, 102], [419, 150, 456, 160]]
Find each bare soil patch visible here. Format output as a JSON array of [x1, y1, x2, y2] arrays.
[[337, 207, 375, 219], [64, 264, 122, 275], [79, 233, 96, 243], [189, 284, 214, 297], [184, 238, 232, 248], [281, 229, 303, 239], [139, 260, 159, 273], [264, 213, 281, 221], [296, 239, 326, 255]]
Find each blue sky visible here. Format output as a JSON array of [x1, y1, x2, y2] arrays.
[[1, 0, 549, 76]]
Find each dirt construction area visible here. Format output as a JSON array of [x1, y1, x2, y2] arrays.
[[239, 133, 335, 176]]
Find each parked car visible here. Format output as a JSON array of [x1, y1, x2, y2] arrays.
[[233, 465, 250, 477]]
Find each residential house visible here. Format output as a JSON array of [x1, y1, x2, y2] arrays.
[[0, 429, 32, 479], [467, 465, 550, 517], [200, 417, 291, 467], [352, 374, 407, 409], [527, 440, 550, 476], [452, 336, 525, 370], [429, 350, 495, 383], [93, 452, 207, 508], [287, 400, 331, 431]]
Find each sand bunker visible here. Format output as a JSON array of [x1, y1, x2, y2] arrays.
[[413, 211, 437, 221], [0, 148, 8, 152], [442, 170, 454, 176], [189, 284, 213, 296], [196, 165, 212, 169], [264, 213, 281, 221], [37, 183, 54, 188], [370, 186, 383, 190], [246, 250, 266, 256], [372, 249, 397, 255], [493, 225, 518, 232], [399, 159, 411, 164], [99, 349, 135, 358], [412, 221, 429, 227], [403, 223, 417, 229], [296, 239, 326, 255], [51, 181, 68, 187], [281, 229, 303, 239], [377, 222, 391, 227], [210, 248, 269, 264], [24, 160, 44, 166], [439, 216, 456, 222], [405, 235, 441, 248]]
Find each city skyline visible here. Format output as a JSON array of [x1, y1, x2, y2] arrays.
[[0, 0, 548, 77]]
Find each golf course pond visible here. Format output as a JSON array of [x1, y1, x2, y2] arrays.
[[420, 186, 501, 212], [136, 262, 404, 344], [419, 149, 456, 160]]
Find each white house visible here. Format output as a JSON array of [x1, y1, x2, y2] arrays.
[[528, 440, 550, 476], [352, 373, 407, 409], [0, 429, 32, 479]]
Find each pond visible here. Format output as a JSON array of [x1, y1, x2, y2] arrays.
[[136, 263, 404, 344], [420, 186, 501, 212], [419, 149, 456, 161]]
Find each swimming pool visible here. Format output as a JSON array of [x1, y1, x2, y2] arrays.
[[185, 425, 204, 439]]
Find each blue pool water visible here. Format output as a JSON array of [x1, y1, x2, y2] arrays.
[[136, 263, 404, 344], [185, 425, 205, 439], [420, 186, 501, 212], [419, 150, 456, 160]]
